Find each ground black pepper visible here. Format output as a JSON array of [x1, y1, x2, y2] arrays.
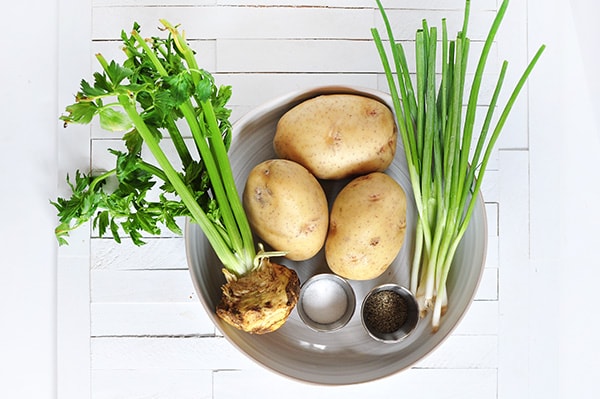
[[363, 289, 408, 334]]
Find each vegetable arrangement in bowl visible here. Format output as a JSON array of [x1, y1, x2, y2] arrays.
[[52, 21, 300, 334], [52, 0, 545, 349]]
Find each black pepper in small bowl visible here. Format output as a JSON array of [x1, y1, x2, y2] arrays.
[[361, 284, 419, 343]]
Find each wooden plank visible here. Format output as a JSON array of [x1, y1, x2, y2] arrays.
[[92, 6, 375, 40], [217, 39, 379, 73], [481, 171, 499, 202], [92, 370, 213, 399], [91, 336, 255, 370], [94, 0, 498, 9], [217, 39, 495, 74], [526, 2, 565, 397], [417, 335, 497, 369], [475, 267, 498, 301], [57, 255, 92, 398], [214, 367, 497, 399], [497, 150, 530, 399], [223, 72, 379, 104], [495, 0, 529, 150], [91, 302, 215, 336], [453, 300, 498, 336], [92, 6, 495, 41], [375, 8, 497, 42], [486, 202, 499, 237], [91, 269, 199, 303], [486, 235, 499, 268], [91, 237, 188, 271], [57, 1, 93, 398]]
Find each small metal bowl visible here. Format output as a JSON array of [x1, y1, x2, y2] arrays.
[[297, 274, 356, 332], [361, 284, 419, 343]]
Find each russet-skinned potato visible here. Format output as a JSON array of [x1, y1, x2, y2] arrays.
[[273, 94, 396, 180], [243, 159, 329, 261], [325, 172, 407, 280]]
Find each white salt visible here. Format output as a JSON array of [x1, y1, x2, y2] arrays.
[[302, 279, 348, 324]]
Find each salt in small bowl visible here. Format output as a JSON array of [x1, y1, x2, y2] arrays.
[[297, 273, 356, 332]]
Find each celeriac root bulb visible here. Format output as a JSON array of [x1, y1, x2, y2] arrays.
[[216, 259, 300, 334]]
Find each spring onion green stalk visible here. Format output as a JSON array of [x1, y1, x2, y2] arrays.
[[52, 21, 300, 334], [372, 0, 545, 332]]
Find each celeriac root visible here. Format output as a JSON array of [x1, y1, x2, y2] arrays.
[[216, 259, 300, 334]]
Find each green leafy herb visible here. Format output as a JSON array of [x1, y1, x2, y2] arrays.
[[53, 21, 256, 276]]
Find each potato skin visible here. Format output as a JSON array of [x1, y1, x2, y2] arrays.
[[325, 172, 407, 280], [273, 94, 396, 180], [243, 159, 328, 261]]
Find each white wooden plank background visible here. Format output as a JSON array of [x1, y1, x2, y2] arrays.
[[63, 0, 508, 397], [6, 0, 600, 398], [47, 0, 561, 398]]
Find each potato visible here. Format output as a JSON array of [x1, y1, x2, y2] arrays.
[[325, 172, 406, 280], [273, 94, 397, 180], [243, 159, 328, 261]]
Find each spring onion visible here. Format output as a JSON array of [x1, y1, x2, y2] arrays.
[[372, 0, 545, 331]]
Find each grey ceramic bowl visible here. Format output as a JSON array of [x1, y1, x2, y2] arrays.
[[185, 85, 487, 385]]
